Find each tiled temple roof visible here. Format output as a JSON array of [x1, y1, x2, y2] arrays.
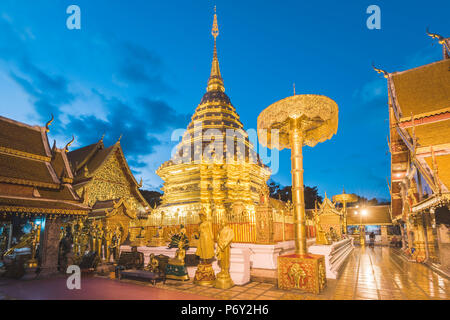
[[0, 116, 89, 216]]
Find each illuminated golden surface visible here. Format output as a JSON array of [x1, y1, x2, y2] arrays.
[[133, 247, 450, 300], [257, 94, 338, 150], [391, 59, 450, 117]]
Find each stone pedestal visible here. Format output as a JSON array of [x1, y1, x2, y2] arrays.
[[308, 238, 353, 279], [277, 253, 326, 294]]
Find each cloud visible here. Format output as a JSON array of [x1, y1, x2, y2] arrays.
[[352, 78, 386, 105], [0, 14, 189, 185]]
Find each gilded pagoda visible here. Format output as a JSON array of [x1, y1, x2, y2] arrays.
[[376, 30, 450, 269], [147, 12, 273, 243]]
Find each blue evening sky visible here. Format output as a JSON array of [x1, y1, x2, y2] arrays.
[[0, 0, 448, 200]]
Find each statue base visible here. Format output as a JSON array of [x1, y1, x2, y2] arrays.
[[277, 253, 326, 294], [194, 262, 215, 286], [165, 263, 190, 281], [215, 271, 234, 289]]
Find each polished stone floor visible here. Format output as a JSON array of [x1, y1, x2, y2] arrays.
[[1, 247, 449, 300]]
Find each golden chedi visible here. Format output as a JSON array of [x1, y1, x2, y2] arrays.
[[153, 10, 270, 241]]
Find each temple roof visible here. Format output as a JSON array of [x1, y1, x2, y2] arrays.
[[0, 116, 89, 216], [0, 116, 51, 158], [68, 139, 149, 207], [391, 59, 450, 119]]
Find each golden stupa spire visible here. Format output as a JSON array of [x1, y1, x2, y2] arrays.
[[207, 6, 225, 92]]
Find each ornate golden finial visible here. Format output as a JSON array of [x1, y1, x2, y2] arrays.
[[45, 114, 54, 132], [212, 6, 219, 39], [117, 134, 123, 143], [207, 7, 224, 92], [138, 178, 143, 188], [64, 135, 75, 153], [100, 133, 105, 143], [293, 83, 296, 96], [372, 62, 389, 78]]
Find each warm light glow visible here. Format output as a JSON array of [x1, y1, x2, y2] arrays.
[[362, 209, 368, 216], [354, 211, 358, 215]]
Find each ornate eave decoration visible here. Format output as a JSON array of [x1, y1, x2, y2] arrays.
[[0, 176, 60, 189], [104, 198, 137, 220], [412, 192, 450, 213], [0, 205, 88, 216], [0, 146, 52, 162]]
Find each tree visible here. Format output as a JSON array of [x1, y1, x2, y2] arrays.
[[139, 189, 162, 207], [267, 181, 323, 209]]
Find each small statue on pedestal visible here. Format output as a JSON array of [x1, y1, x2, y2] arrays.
[[215, 216, 234, 289], [165, 226, 190, 281], [194, 209, 216, 286]]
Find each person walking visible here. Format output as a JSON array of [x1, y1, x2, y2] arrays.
[[369, 232, 375, 249]]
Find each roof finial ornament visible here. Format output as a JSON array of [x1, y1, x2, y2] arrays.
[[117, 134, 123, 143], [207, 6, 224, 93], [138, 177, 143, 188], [372, 62, 389, 78], [426, 27, 446, 44], [426, 27, 450, 58], [64, 135, 75, 153], [293, 83, 296, 96], [45, 114, 54, 133], [212, 6, 219, 40], [100, 133, 105, 143]]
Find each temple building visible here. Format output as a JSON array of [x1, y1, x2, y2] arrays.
[[377, 31, 450, 270], [67, 137, 150, 242], [145, 12, 278, 244], [0, 116, 90, 275]]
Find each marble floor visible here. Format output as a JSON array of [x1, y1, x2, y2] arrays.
[[1, 246, 449, 300]]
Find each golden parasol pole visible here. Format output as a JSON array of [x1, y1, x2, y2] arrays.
[[289, 117, 307, 255]]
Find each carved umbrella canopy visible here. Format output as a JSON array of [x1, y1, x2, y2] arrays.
[[257, 94, 338, 255], [257, 94, 338, 293]]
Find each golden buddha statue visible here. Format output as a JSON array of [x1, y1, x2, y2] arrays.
[[194, 209, 216, 285], [314, 212, 329, 245], [215, 216, 234, 289]]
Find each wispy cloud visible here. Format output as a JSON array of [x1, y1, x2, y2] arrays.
[[0, 14, 188, 189]]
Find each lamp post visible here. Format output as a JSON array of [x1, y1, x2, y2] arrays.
[[354, 209, 368, 246]]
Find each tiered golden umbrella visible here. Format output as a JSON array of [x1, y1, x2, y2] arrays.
[[257, 94, 338, 294], [333, 189, 358, 235]]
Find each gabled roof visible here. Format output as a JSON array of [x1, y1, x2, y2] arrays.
[[68, 140, 148, 207], [0, 115, 89, 216], [0, 116, 51, 158], [391, 59, 450, 119]]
